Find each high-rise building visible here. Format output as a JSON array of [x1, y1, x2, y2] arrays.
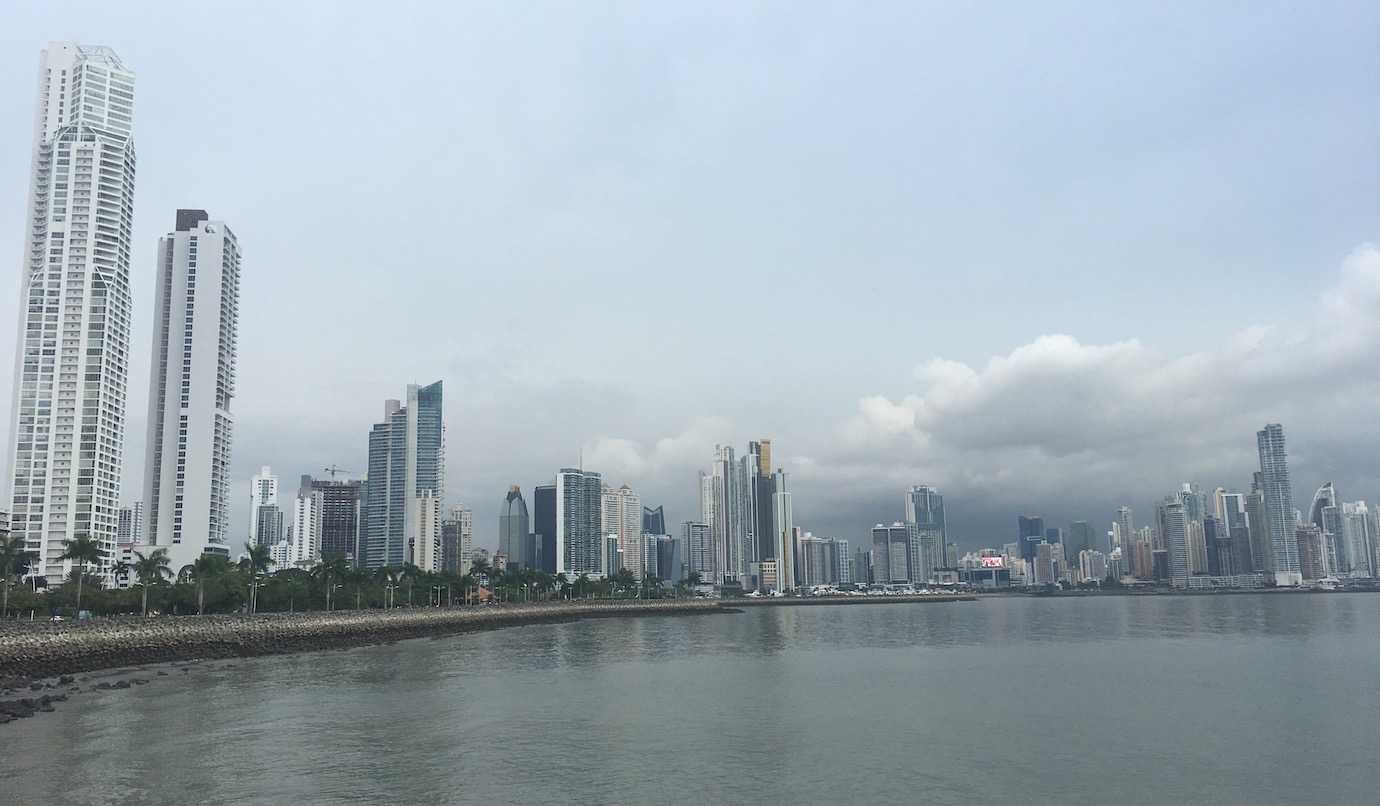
[[5, 44, 138, 584], [872, 523, 911, 583], [1068, 521, 1096, 559], [1079, 549, 1108, 583], [556, 468, 602, 574], [749, 440, 776, 565], [1217, 492, 1250, 571], [364, 381, 444, 569], [289, 476, 320, 569], [253, 504, 284, 549], [310, 477, 364, 563], [905, 485, 946, 585], [601, 483, 643, 579], [248, 466, 279, 544], [701, 446, 747, 583], [683, 521, 713, 582], [410, 490, 441, 573], [1115, 507, 1135, 556], [1018, 516, 1045, 564], [142, 210, 241, 574], [1309, 482, 1340, 575], [1340, 502, 1374, 578], [533, 484, 556, 573], [1163, 500, 1189, 585], [1245, 474, 1270, 573], [441, 506, 473, 574], [1257, 424, 1301, 585], [771, 470, 794, 590], [641, 505, 665, 536], [500, 486, 530, 568], [116, 502, 144, 545], [1295, 524, 1325, 581]]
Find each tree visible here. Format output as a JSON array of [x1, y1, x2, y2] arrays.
[[240, 542, 275, 613], [314, 554, 350, 611], [131, 548, 173, 616], [190, 554, 232, 615], [58, 535, 104, 615], [347, 566, 371, 609], [401, 562, 421, 607], [0, 533, 36, 619]]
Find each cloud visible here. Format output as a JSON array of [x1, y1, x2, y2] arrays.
[[809, 245, 1380, 540]]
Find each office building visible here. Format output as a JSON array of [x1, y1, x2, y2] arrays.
[[1079, 549, 1108, 583], [872, 522, 911, 583], [701, 446, 748, 584], [142, 210, 241, 574], [1245, 476, 1270, 573], [500, 486, 530, 568], [1067, 521, 1096, 559], [364, 381, 444, 569], [1257, 424, 1301, 585], [5, 44, 138, 584], [1340, 503, 1374, 578], [1295, 524, 1326, 581], [254, 504, 284, 549], [1163, 500, 1189, 586], [748, 440, 776, 565], [556, 468, 602, 574], [311, 477, 365, 562]]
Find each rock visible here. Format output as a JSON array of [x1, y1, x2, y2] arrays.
[[132, 678, 148, 686], [58, 675, 74, 684], [156, 671, 168, 676], [95, 682, 112, 690], [113, 680, 131, 689], [29, 682, 43, 691]]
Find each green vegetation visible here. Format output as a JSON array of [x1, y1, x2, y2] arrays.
[[0, 548, 696, 619]]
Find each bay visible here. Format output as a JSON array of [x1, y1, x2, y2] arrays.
[[3, 594, 1377, 804]]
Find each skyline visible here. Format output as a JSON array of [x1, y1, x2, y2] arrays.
[[2, 4, 1378, 552]]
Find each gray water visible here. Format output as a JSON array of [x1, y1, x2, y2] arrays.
[[3, 595, 1378, 805]]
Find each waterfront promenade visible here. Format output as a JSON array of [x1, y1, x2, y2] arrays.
[[0, 599, 726, 680]]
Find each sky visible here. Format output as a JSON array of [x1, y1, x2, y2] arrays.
[[1, 1, 1378, 552]]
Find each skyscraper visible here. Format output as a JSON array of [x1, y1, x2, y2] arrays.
[[556, 468, 602, 574], [872, 523, 911, 583], [6, 44, 138, 583], [364, 381, 444, 570], [1018, 515, 1045, 564], [772, 469, 794, 590], [289, 475, 320, 569], [683, 521, 713, 582], [1341, 502, 1375, 578], [701, 446, 747, 583], [441, 506, 473, 574], [298, 475, 365, 562], [533, 484, 556, 573], [500, 486, 530, 568], [601, 483, 642, 579], [116, 502, 144, 545], [1245, 474, 1270, 573], [1068, 521, 1096, 559], [248, 467, 279, 544], [1257, 424, 1301, 585], [749, 440, 776, 565], [141, 210, 241, 574], [641, 505, 665, 536], [1309, 482, 1340, 574], [253, 504, 284, 549], [1163, 500, 1189, 585], [905, 485, 946, 584]]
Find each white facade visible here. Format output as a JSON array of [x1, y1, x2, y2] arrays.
[[290, 488, 320, 568], [248, 466, 278, 542], [142, 210, 240, 575], [6, 44, 137, 583], [601, 483, 643, 579], [411, 490, 441, 573], [117, 501, 144, 545]]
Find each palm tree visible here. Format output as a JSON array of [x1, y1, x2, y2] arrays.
[[190, 554, 231, 615], [555, 572, 570, 600], [401, 562, 421, 607], [469, 556, 491, 581], [0, 533, 35, 619], [240, 542, 274, 614], [314, 554, 350, 611], [132, 548, 173, 616], [347, 566, 370, 609], [58, 535, 103, 615]]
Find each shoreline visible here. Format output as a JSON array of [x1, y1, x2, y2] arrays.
[[0, 599, 727, 681]]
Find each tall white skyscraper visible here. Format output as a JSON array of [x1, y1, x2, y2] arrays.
[[141, 210, 240, 573], [772, 470, 794, 590], [249, 466, 279, 543], [5, 44, 137, 583], [555, 467, 601, 574]]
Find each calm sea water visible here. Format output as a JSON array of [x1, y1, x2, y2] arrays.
[[3, 595, 1378, 805]]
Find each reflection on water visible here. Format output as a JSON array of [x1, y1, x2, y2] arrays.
[[4, 594, 1378, 806]]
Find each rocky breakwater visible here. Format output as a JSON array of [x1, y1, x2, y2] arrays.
[[0, 599, 727, 680]]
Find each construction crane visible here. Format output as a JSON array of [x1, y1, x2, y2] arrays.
[[322, 464, 355, 480]]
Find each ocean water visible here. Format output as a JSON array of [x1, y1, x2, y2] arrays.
[[3, 594, 1378, 805]]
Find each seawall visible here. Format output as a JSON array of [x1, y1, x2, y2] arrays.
[[0, 599, 727, 679], [735, 595, 977, 607]]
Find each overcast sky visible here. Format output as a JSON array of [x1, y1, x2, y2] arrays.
[[2, 2, 1378, 551]]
